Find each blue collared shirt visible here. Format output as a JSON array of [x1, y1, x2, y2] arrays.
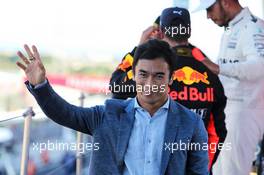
[[123, 97, 170, 175]]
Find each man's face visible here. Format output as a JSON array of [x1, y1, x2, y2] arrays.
[[206, 0, 228, 27], [134, 58, 172, 105]]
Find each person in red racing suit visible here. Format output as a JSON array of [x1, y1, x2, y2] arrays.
[[109, 7, 227, 174]]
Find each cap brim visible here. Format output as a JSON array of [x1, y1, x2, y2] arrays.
[[192, 1, 216, 13], [153, 16, 160, 27]]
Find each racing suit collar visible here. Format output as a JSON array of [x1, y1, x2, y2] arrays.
[[172, 43, 190, 49], [228, 7, 250, 27]]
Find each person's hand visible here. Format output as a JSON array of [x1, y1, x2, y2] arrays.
[[16, 44, 46, 86], [192, 47, 219, 74], [202, 59, 220, 75], [138, 26, 161, 45]]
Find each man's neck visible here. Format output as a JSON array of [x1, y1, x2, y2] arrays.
[[164, 38, 189, 48], [136, 97, 168, 117], [227, 4, 243, 24]]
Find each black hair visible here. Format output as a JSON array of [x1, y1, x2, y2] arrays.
[[132, 39, 175, 79]]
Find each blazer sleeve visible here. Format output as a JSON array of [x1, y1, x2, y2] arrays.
[[25, 80, 105, 135], [186, 116, 209, 175]]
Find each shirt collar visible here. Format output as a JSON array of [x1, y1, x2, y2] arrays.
[[228, 7, 251, 27], [134, 97, 170, 110]]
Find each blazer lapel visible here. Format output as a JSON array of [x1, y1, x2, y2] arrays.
[[116, 99, 135, 168], [160, 100, 181, 175]]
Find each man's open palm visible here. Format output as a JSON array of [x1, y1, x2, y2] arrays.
[[16, 44, 46, 86]]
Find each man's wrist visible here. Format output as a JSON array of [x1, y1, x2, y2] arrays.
[[30, 79, 48, 89]]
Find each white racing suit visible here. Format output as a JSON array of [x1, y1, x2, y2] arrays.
[[212, 7, 264, 175]]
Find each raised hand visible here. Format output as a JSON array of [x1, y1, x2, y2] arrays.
[[16, 44, 46, 86], [139, 26, 162, 45]]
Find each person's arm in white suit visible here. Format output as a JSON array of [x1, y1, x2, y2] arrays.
[[219, 22, 264, 80]]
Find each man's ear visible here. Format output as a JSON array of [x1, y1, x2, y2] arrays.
[[132, 69, 136, 81], [169, 77, 173, 85]]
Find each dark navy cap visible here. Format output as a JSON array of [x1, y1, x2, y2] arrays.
[[160, 7, 191, 29]]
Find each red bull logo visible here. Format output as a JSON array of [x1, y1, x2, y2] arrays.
[[172, 66, 210, 85], [169, 87, 214, 102]]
